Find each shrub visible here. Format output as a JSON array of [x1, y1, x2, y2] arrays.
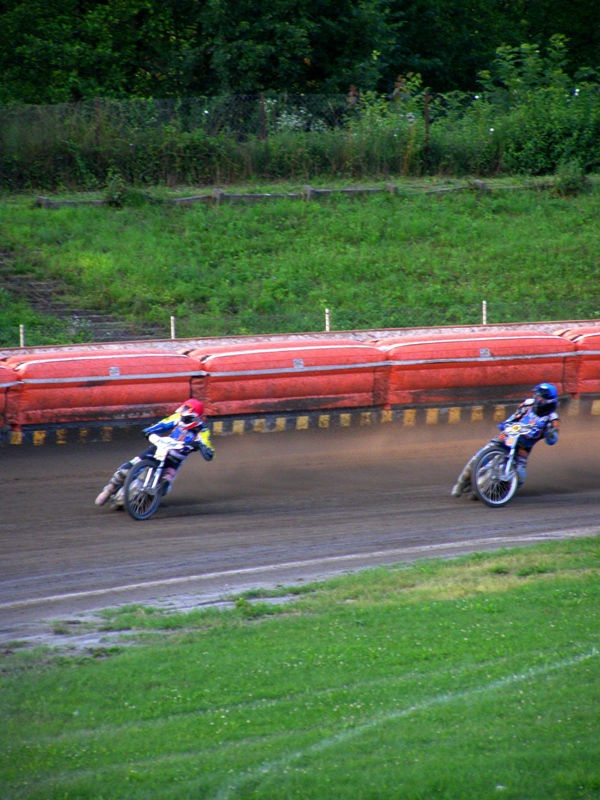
[[552, 158, 591, 196]]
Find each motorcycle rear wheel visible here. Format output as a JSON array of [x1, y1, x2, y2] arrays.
[[472, 445, 519, 508], [124, 458, 163, 520]]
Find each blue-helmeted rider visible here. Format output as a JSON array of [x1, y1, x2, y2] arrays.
[[95, 398, 214, 507], [451, 382, 560, 498]]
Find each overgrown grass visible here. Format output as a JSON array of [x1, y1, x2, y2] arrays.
[[1, 537, 599, 799], [1, 178, 599, 348], [3, 83, 600, 188]]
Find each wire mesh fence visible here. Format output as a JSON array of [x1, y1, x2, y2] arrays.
[[0, 92, 435, 188], [1, 93, 380, 143]]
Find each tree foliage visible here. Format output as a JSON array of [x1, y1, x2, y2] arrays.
[[0, 0, 599, 103]]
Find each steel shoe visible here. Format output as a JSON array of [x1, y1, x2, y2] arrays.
[[451, 479, 471, 498], [95, 485, 113, 506]]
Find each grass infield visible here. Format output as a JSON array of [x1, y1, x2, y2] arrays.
[[1, 535, 599, 799]]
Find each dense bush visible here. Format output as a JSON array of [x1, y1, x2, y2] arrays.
[[1, 40, 599, 190], [2, 87, 599, 190]]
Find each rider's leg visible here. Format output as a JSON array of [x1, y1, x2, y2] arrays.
[[451, 453, 478, 497], [452, 440, 505, 498], [161, 455, 185, 497], [515, 449, 529, 486], [95, 458, 138, 506], [161, 467, 178, 496], [95, 443, 158, 507]]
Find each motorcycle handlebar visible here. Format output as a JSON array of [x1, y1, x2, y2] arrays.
[[147, 433, 186, 449]]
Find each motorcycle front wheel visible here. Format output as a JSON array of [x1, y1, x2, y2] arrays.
[[124, 458, 163, 520], [472, 445, 519, 508]]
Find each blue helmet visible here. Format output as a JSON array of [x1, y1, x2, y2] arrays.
[[532, 382, 558, 414]]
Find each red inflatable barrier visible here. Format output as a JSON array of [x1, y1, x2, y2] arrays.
[[3, 349, 205, 427], [559, 329, 600, 396], [0, 364, 20, 428], [377, 331, 577, 406], [556, 325, 600, 339], [184, 339, 387, 415]]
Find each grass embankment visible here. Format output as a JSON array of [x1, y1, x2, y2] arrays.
[[1, 178, 599, 348], [1, 537, 599, 799]]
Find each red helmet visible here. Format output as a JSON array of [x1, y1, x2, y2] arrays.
[[176, 398, 205, 430]]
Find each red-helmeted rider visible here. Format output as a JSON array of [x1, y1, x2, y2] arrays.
[[95, 398, 214, 507]]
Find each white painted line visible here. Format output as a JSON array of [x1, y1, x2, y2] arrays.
[[1, 527, 596, 611], [216, 647, 599, 800]]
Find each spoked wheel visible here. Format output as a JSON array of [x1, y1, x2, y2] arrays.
[[124, 458, 163, 520], [472, 445, 519, 508]]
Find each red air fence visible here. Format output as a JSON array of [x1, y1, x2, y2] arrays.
[[376, 331, 578, 407], [183, 339, 387, 416], [556, 326, 600, 396], [1, 349, 205, 428], [1, 325, 598, 432], [0, 364, 20, 428]]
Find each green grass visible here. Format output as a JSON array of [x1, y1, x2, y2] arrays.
[[1, 177, 599, 347], [1, 537, 599, 799]]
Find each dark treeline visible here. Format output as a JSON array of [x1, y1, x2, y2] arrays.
[[1, 0, 599, 104]]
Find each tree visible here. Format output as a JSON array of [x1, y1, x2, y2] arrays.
[[0, 0, 207, 102], [0, 0, 598, 102], [199, 0, 399, 94]]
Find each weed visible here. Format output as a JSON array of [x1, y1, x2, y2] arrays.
[[553, 158, 591, 196]]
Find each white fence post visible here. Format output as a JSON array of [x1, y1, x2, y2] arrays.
[[325, 308, 331, 332], [482, 300, 487, 325], [170, 316, 176, 339], [19, 324, 25, 347]]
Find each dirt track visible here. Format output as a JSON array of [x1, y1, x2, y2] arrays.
[[1, 415, 598, 645]]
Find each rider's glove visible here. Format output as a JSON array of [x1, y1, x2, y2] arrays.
[[199, 443, 215, 461], [191, 439, 214, 460], [544, 421, 559, 445]]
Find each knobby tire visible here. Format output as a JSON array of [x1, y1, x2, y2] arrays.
[[124, 458, 164, 520], [472, 445, 519, 508]]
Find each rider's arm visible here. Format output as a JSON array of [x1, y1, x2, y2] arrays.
[[193, 426, 215, 461], [519, 414, 558, 446], [143, 419, 176, 436], [500, 398, 534, 430], [544, 417, 559, 445]]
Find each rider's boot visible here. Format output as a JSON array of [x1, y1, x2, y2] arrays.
[[94, 466, 129, 506], [95, 483, 115, 506], [451, 465, 472, 497]]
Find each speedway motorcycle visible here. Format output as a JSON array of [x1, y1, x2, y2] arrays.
[[122, 433, 187, 520], [454, 419, 536, 508]]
